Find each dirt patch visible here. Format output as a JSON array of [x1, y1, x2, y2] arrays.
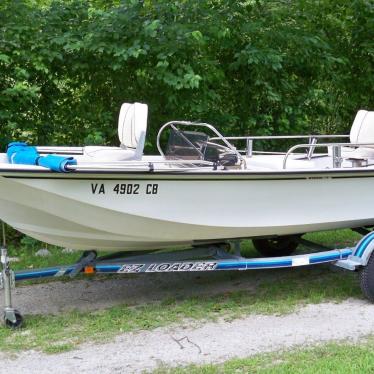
[[0, 270, 280, 315]]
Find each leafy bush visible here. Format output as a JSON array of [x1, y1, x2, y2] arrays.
[[0, 0, 373, 152]]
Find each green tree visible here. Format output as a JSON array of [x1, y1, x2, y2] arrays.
[[0, 0, 373, 151]]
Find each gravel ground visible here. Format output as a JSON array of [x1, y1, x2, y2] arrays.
[[0, 299, 373, 373]]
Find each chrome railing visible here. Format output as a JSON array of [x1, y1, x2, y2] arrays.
[[282, 142, 374, 169], [210, 135, 349, 158]]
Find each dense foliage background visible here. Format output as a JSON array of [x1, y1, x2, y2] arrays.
[[1, 0, 373, 152]]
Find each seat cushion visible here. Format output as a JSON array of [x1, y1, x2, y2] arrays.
[[346, 147, 374, 159], [82, 146, 137, 162], [245, 155, 316, 170], [329, 145, 374, 159]]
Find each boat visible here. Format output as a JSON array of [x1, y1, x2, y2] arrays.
[[0, 103, 374, 253]]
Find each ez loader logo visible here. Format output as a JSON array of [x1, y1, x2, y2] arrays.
[[118, 262, 218, 273]]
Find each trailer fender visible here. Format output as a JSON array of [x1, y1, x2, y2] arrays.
[[352, 231, 374, 266]]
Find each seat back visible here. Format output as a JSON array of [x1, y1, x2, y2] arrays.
[[350, 110, 374, 147], [118, 103, 148, 154]]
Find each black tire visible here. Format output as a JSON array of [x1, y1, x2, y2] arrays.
[[3, 310, 23, 329], [359, 251, 374, 303], [252, 236, 300, 257]]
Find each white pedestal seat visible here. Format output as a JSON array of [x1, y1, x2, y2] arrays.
[[82, 102, 148, 162]]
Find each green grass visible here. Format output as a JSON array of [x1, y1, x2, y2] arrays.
[[154, 338, 374, 374], [7, 244, 82, 272], [0, 229, 365, 353], [0, 266, 361, 353]]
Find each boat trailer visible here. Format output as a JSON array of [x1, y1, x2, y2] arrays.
[[1, 232, 374, 328]]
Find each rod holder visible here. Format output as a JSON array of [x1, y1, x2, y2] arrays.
[[246, 139, 253, 157], [307, 137, 317, 160], [332, 146, 342, 168]]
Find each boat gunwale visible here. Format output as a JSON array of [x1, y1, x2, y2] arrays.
[[2, 167, 374, 180]]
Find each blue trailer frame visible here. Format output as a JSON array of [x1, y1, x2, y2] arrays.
[[1, 231, 374, 328]]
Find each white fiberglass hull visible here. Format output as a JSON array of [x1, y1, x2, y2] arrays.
[[1, 170, 374, 251]]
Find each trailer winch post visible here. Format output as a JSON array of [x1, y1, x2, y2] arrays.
[[0, 221, 23, 328]]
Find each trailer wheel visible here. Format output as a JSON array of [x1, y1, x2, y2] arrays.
[[359, 251, 374, 303], [3, 310, 23, 329], [252, 236, 299, 257]]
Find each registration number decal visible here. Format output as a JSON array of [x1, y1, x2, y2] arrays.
[[91, 183, 158, 195]]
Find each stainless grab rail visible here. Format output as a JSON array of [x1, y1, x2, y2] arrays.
[[67, 165, 214, 172], [211, 135, 349, 140], [66, 159, 216, 172], [282, 142, 374, 169], [156, 121, 246, 168], [36, 146, 84, 155], [210, 135, 349, 157]]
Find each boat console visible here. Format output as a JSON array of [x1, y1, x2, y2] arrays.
[[163, 127, 238, 166]]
